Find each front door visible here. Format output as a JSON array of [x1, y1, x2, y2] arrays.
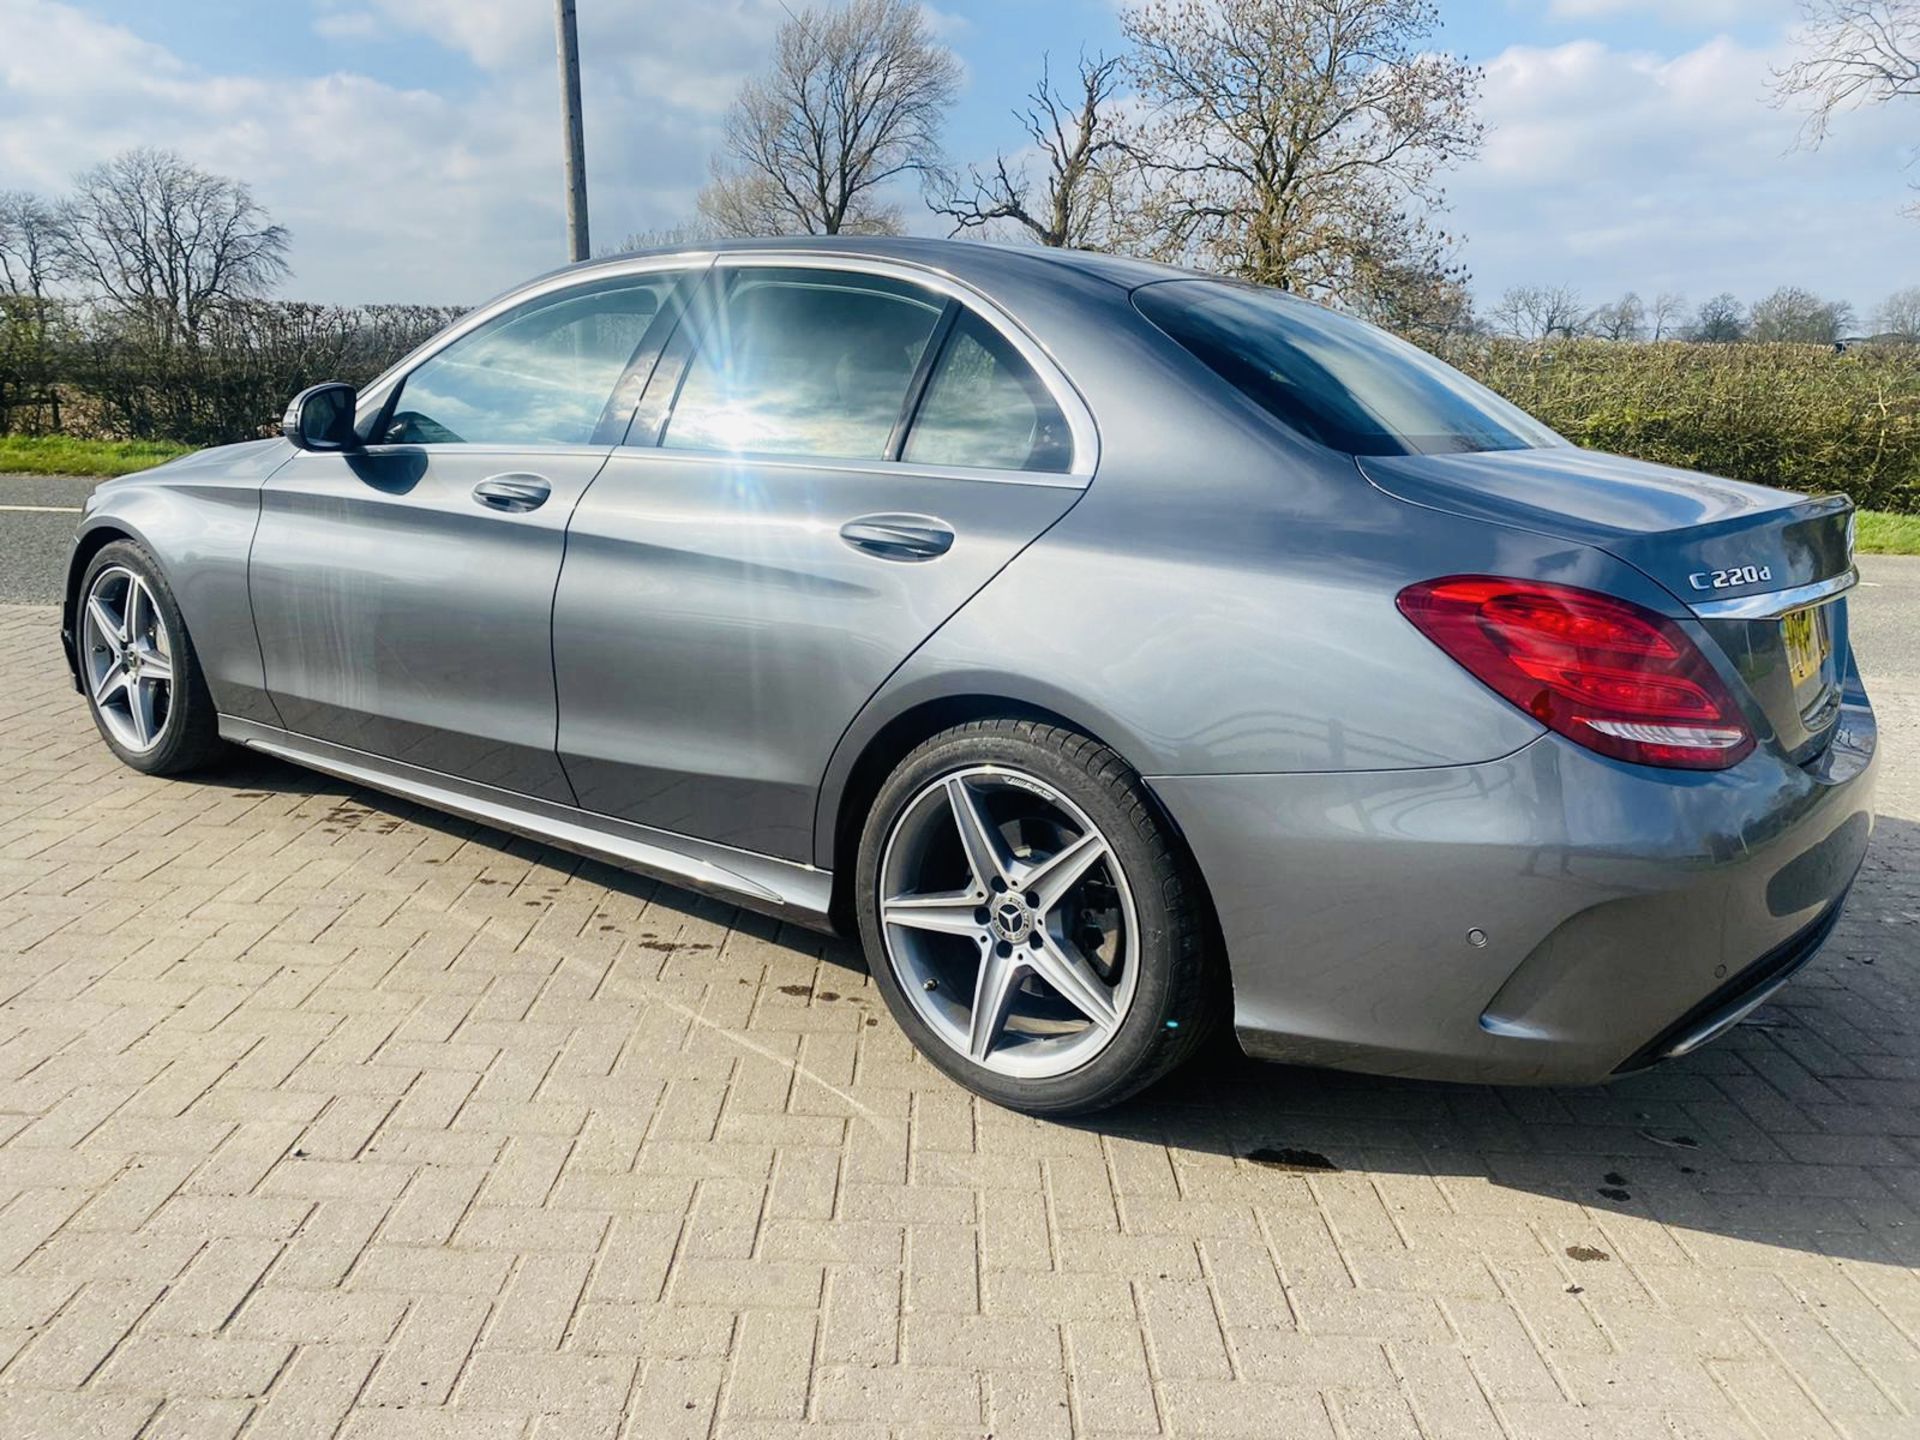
[[251, 269, 686, 801], [553, 262, 1090, 859]]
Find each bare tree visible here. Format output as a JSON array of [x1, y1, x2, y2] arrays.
[[1490, 284, 1584, 341], [607, 219, 718, 256], [1875, 284, 1920, 337], [1774, 1, 1920, 215], [0, 191, 63, 302], [697, 0, 959, 237], [1355, 264, 1476, 341], [1649, 291, 1688, 341], [934, 53, 1132, 248], [1748, 285, 1857, 343], [0, 190, 71, 430], [1118, 0, 1482, 308], [1585, 291, 1646, 342], [52, 148, 289, 340], [1689, 293, 1748, 343]]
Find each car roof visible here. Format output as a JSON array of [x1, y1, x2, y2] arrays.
[[528, 234, 1198, 295]]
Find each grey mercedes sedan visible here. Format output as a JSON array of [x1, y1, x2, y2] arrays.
[[61, 237, 1877, 1114]]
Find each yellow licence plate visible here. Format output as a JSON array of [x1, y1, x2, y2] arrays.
[[1782, 607, 1831, 687]]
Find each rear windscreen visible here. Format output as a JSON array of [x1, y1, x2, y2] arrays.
[[1133, 279, 1563, 457]]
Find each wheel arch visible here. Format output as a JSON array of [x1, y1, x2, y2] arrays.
[[60, 522, 144, 690]]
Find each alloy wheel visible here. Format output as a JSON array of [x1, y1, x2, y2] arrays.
[[82, 566, 175, 755], [877, 765, 1140, 1079]]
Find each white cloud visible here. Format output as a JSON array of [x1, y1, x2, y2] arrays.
[[329, 0, 549, 71], [0, 0, 790, 304], [1449, 36, 1917, 318]]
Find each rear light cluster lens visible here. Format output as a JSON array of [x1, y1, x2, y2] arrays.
[[1396, 576, 1754, 770]]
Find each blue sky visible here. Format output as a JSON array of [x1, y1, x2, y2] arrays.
[[2, 0, 1913, 324]]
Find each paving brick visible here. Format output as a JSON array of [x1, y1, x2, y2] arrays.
[[92, 1334, 294, 1399], [145, 1239, 281, 1336], [245, 1343, 381, 1440], [454, 1350, 636, 1414], [481, 1253, 591, 1353], [720, 1308, 816, 1420], [5, 1278, 162, 1389], [229, 1285, 408, 1344], [358, 1293, 492, 1407]]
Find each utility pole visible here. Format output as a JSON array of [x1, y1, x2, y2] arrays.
[[554, 0, 590, 262]]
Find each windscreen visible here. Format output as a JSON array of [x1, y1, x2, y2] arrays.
[[1133, 279, 1563, 457]]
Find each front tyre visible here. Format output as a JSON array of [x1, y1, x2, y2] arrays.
[[78, 540, 224, 776], [855, 719, 1219, 1116]]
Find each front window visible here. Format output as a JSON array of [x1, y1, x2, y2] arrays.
[[379, 274, 677, 447], [1134, 279, 1561, 457]]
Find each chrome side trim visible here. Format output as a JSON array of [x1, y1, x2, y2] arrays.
[[219, 717, 835, 926], [1690, 567, 1858, 620], [575, 443, 1087, 491]]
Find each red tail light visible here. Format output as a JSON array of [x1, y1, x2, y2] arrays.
[[1396, 576, 1754, 770]]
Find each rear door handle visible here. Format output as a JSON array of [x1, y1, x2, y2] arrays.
[[473, 474, 551, 513], [839, 514, 955, 561]]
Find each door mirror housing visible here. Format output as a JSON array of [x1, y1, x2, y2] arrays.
[[283, 383, 361, 452]]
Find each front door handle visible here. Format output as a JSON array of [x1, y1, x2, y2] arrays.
[[840, 514, 955, 561], [473, 474, 551, 513]]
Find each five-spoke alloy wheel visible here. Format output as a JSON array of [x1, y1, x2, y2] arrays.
[[857, 719, 1217, 1115], [77, 541, 223, 776], [880, 766, 1140, 1079], [82, 565, 176, 755]]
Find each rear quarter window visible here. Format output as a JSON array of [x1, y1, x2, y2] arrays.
[[1133, 280, 1562, 458]]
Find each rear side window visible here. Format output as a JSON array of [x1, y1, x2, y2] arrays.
[[382, 275, 674, 446], [1134, 280, 1561, 457], [903, 311, 1072, 473], [663, 270, 944, 460]]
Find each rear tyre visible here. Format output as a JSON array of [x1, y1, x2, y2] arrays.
[[78, 540, 225, 776], [855, 718, 1220, 1115]]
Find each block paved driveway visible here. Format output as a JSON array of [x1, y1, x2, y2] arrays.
[[1, 581, 1917, 1440]]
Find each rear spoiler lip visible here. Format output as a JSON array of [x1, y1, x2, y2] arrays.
[[1690, 565, 1859, 621]]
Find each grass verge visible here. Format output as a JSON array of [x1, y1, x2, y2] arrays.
[[1856, 511, 1920, 556], [0, 436, 194, 477]]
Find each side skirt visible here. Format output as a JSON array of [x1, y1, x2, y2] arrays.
[[219, 717, 837, 930]]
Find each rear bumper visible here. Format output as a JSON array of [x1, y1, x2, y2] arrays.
[[1148, 671, 1877, 1086], [1611, 896, 1844, 1073]]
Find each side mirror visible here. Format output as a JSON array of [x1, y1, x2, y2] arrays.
[[283, 383, 361, 452]]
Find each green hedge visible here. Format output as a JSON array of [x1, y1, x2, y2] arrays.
[[7, 305, 1918, 514], [1442, 339, 1920, 514]]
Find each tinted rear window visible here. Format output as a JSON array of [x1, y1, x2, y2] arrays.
[[1134, 280, 1561, 457]]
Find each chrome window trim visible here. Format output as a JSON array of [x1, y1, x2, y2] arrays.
[[351, 249, 1099, 482], [594, 441, 1088, 491], [1689, 567, 1859, 620]]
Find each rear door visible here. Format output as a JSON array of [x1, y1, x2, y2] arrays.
[[552, 258, 1092, 860], [251, 269, 687, 801]]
